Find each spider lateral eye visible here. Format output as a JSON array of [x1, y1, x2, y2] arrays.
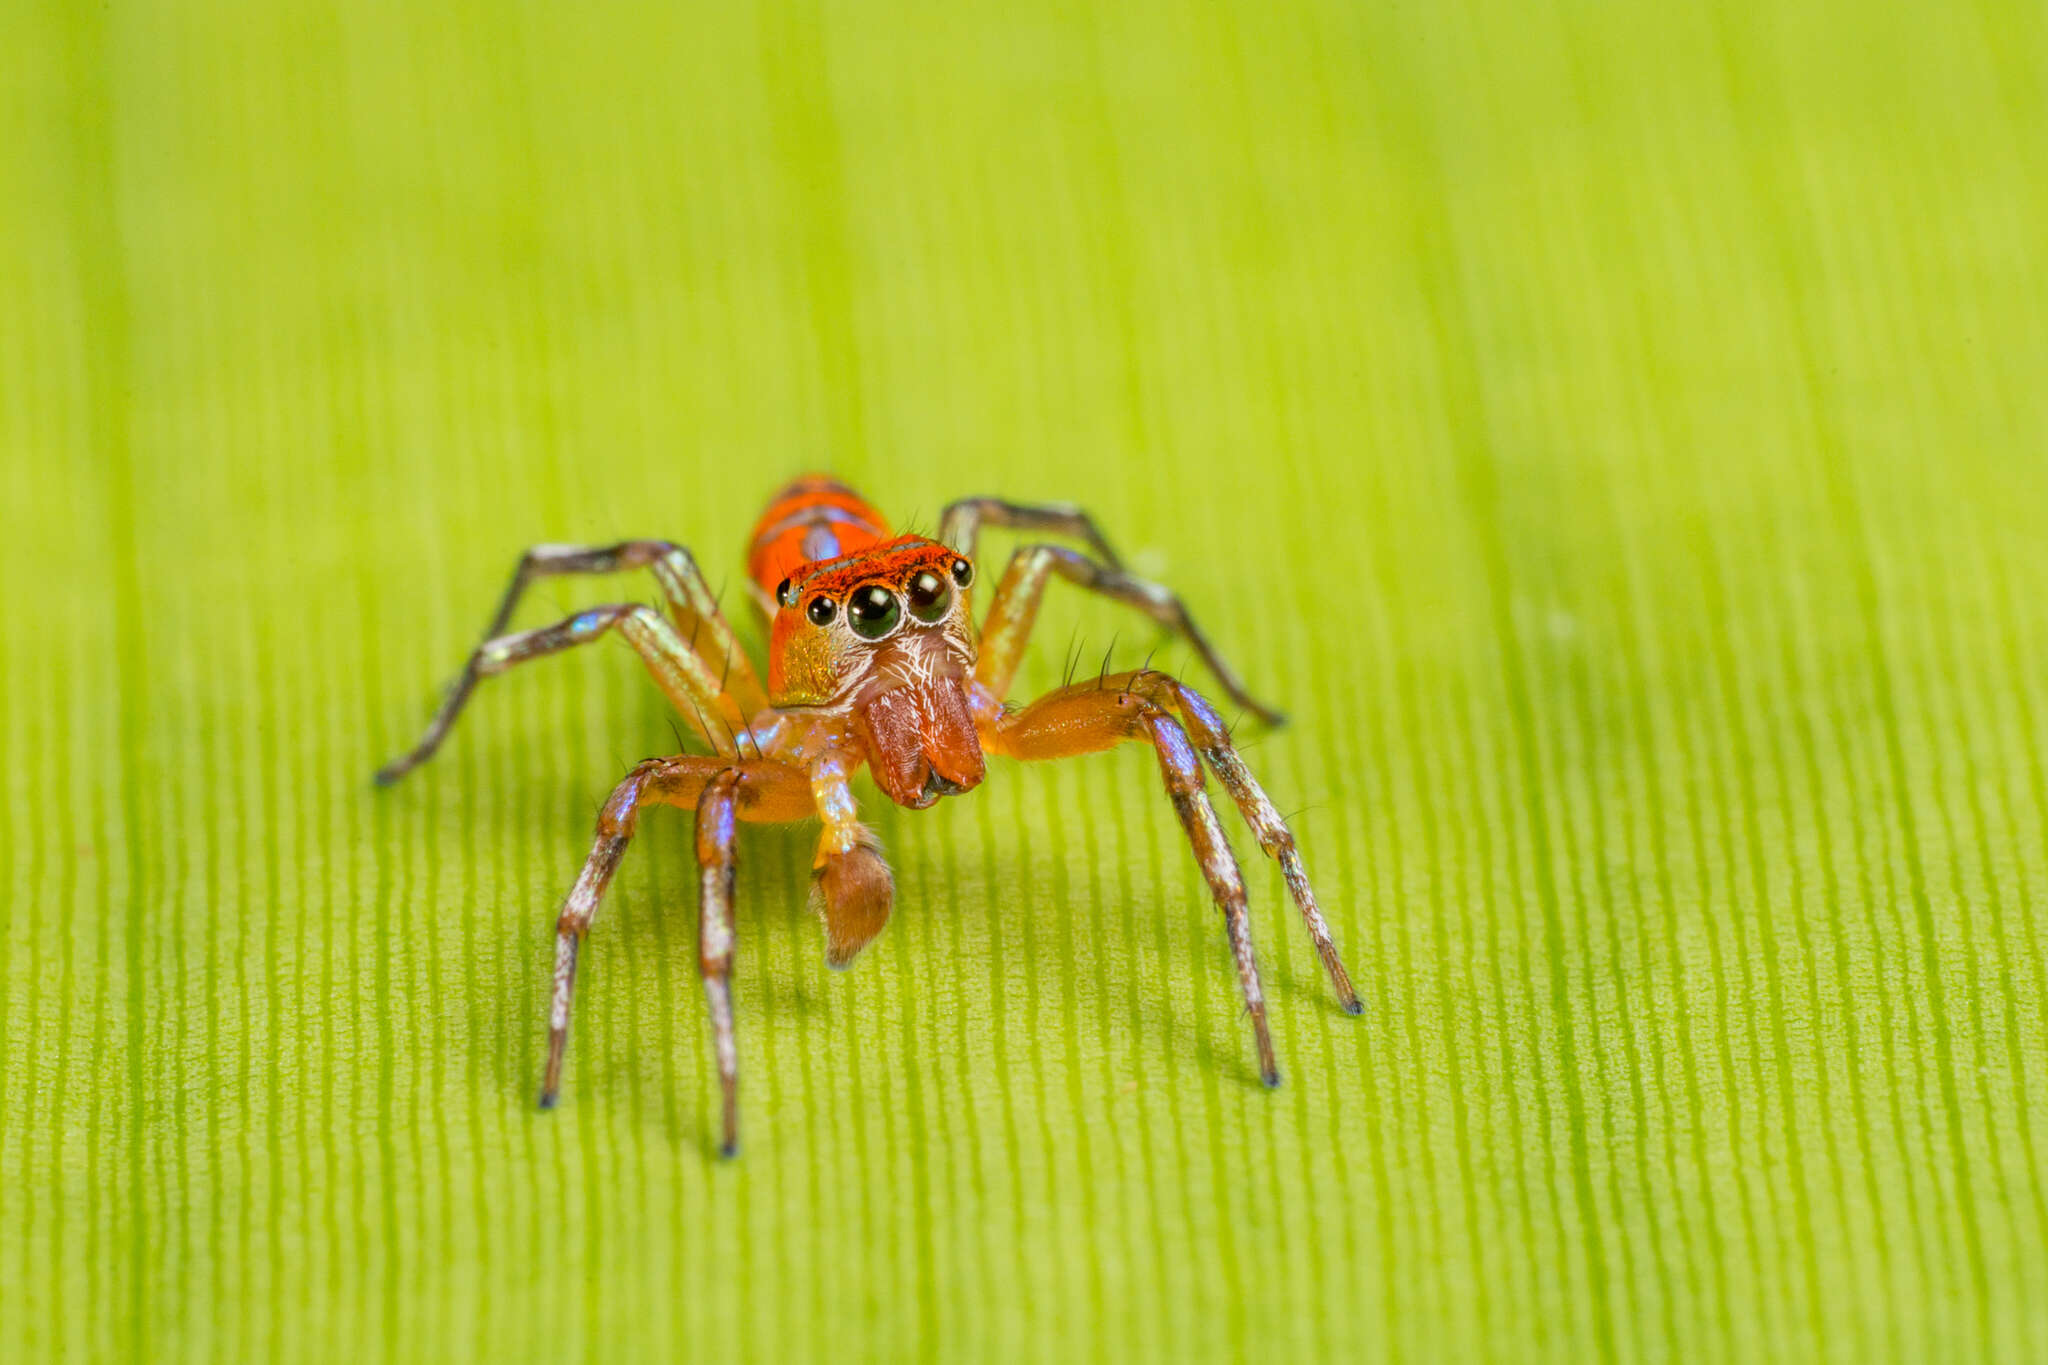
[[776, 578, 800, 608], [806, 596, 838, 626], [906, 569, 952, 622], [950, 558, 974, 588], [847, 585, 901, 639]]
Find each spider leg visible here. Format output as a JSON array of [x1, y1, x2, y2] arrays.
[[1104, 670, 1362, 1013], [539, 754, 813, 1122], [376, 536, 768, 784], [984, 685, 1283, 1085], [695, 770, 744, 1157], [543, 761, 660, 1109], [974, 544, 1284, 726], [478, 541, 767, 713], [375, 603, 750, 783], [937, 496, 1124, 568]]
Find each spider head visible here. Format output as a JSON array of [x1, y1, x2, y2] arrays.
[[769, 537, 985, 809]]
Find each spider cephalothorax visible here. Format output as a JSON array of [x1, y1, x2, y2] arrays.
[[377, 475, 1361, 1156]]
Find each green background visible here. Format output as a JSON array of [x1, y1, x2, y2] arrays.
[[5, 0, 2046, 1360]]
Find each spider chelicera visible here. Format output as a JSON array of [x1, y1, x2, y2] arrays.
[[376, 475, 1362, 1155]]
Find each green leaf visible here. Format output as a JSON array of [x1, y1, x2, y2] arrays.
[[5, 0, 2046, 1360]]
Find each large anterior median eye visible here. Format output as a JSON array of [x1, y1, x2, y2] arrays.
[[906, 569, 952, 622], [847, 585, 901, 639]]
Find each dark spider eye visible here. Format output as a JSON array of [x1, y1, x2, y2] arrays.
[[847, 585, 901, 639], [776, 578, 800, 608], [950, 558, 974, 588], [806, 596, 838, 626], [906, 569, 952, 622]]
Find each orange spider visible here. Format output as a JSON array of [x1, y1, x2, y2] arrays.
[[377, 476, 1361, 1155]]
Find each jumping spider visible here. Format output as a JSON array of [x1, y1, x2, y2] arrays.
[[377, 475, 1362, 1154]]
